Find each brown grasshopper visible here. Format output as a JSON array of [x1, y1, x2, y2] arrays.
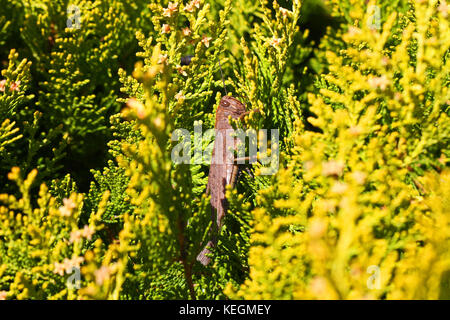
[[180, 55, 257, 265], [196, 95, 256, 266]]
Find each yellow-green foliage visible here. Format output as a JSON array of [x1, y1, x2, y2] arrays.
[[0, 0, 449, 300], [0, 168, 107, 299], [227, 0, 450, 299], [0, 49, 32, 159]]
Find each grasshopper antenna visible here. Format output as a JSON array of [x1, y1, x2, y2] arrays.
[[218, 57, 228, 96], [180, 54, 228, 95]]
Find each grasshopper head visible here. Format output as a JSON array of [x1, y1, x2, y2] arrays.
[[218, 95, 246, 119]]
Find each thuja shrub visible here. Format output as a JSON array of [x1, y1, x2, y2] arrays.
[[0, 0, 155, 190], [226, 0, 450, 299], [0, 167, 109, 299], [0, 0, 449, 300]]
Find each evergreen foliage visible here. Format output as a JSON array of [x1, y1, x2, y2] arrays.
[[0, 0, 448, 300]]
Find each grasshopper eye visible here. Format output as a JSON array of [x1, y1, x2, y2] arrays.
[[221, 100, 230, 108]]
